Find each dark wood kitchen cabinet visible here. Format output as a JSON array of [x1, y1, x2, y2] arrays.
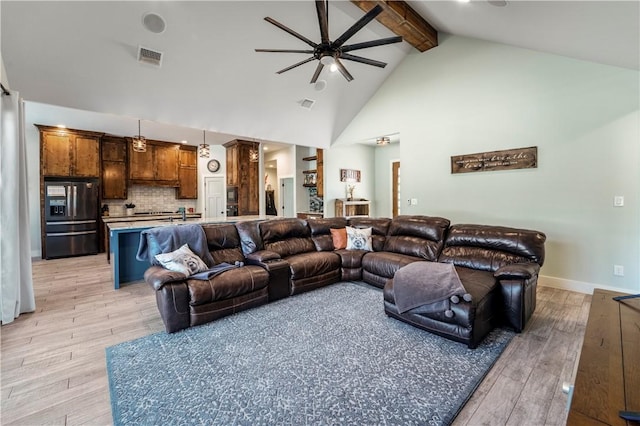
[[101, 135, 127, 199], [37, 125, 102, 178], [128, 140, 179, 186], [176, 145, 198, 199], [223, 140, 259, 216]]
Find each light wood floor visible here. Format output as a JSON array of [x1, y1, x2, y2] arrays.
[[1, 254, 590, 425]]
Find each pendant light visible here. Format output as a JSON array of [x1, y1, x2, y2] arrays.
[[198, 130, 210, 158], [249, 140, 259, 163], [132, 119, 147, 153]]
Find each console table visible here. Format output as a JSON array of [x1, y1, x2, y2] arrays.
[[567, 289, 639, 425], [335, 198, 370, 218]]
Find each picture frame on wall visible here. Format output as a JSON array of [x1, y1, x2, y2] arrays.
[[340, 169, 361, 182]]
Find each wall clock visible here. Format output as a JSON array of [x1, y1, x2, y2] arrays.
[[207, 159, 220, 173]]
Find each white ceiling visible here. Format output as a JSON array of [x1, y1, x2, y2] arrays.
[[2, 1, 638, 149]]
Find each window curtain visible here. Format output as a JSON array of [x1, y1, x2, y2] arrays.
[[1, 87, 35, 324]]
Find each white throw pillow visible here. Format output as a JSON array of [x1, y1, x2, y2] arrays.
[[154, 244, 209, 277], [346, 226, 373, 251]]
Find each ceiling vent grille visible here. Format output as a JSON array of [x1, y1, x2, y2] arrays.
[[137, 45, 163, 67], [300, 98, 315, 110]]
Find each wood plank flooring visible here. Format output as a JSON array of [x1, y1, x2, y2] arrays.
[[1, 254, 590, 425]]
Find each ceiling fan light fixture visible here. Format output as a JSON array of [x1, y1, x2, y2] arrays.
[[320, 55, 335, 66], [329, 63, 338, 72]]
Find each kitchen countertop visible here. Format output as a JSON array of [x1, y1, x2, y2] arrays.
[[106, 215, 269, 231], [102, 213, 202, 223]]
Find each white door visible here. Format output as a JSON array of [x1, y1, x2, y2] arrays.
[[204, 176, 225, 219], [281, 177, 294, 218]]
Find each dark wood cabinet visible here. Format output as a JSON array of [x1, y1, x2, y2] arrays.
[[38, 125, 102, 177], [101, 136, 127, 199], [176, 146, 198, 199], [128, 140, 180, 186], [302, 148, 323, 197], [223, 140, 259, 216]]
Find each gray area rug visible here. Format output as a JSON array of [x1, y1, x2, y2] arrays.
[[106, 282, 514, 425]]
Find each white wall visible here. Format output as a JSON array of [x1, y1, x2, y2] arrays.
[[335, 35, 640, 294], [324, 144, 376, 217], [374, 142, 400, 218]]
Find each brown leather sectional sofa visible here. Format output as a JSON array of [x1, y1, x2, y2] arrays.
[[144, 215, 546, 348]]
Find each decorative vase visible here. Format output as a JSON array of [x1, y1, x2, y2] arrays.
[[126, 208, 134, 216]]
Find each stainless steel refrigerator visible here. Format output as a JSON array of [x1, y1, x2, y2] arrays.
[[44, 179, 99, 259]]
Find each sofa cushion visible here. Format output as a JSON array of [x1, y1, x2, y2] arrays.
[[346, 226, 373, 251], [203, 223, 246, 264], [348, 218, 390, 252], [187, 265, 269, 306], [330, 228, 347, 250], [439, 224, 546, 272], [362, 251, 420, 280], [154, 244, 208, 276], [260, 218, 316, 257], [383, 216, 450, 261], [308, 218, 348, 251], [286, 251, 341, 281]]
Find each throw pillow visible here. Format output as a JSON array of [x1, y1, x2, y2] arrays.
[[330, 228, 348, 250], [154, 244, 209, 277], [346, 226, 373, 251]]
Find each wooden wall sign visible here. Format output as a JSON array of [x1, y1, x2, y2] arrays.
[[451, 146, 537, 174], [340, 168, 361, 182]]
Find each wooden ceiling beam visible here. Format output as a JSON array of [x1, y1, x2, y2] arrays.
[[350, 0, 438, 52]]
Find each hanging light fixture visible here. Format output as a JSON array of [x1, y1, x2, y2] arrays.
[[132, 119, 147, 153], [198, 130, 210, 158], [376, 136, 390, 146], [249, 140, 259, 163]]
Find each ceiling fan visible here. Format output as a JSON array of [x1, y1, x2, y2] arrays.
[[255, 0, 403, 83]]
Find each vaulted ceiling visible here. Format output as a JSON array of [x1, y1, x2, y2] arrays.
[[2, 1, 638, 149]]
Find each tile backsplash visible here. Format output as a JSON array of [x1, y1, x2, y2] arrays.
[[104, 185, 197, 215]]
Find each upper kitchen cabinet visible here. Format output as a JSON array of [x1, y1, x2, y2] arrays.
[[128, 140, 179, 186], [176, 145, 198, 199], [101, 135, 127, 199], [37, 125, 102, 178]]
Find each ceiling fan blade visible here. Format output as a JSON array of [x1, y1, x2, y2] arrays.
[[333, 4, 383, 48], [255, 49, 315, 53], [340, 53, 387, 68], [276, 57, 316, 74], [310, 62, 325, 84], [315, 0, 330, 45], [335, 59, 354, 82], [264, 17, 317, 48], [341, 36, 403, 53]]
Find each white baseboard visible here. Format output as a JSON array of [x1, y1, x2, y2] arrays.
[[538, 274, 635, 295]]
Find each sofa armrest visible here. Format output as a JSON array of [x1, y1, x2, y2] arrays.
[[246, 250, 282, 263], [144, 265, 188, 291], [494, 263, 540, 280], [495, 263, 540, 332]]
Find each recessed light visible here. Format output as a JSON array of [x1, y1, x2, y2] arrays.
[[263, 146, 269, 151], [56, 124, 66, 129], [142, 12, 166, 34], [180, 140, 188, 144]]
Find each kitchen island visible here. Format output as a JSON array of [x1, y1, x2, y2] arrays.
[[107, 216, 268, 289]]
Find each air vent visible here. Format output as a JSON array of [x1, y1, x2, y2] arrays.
[[137, 45, 163, 67], [300, 98, 315, 110]]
